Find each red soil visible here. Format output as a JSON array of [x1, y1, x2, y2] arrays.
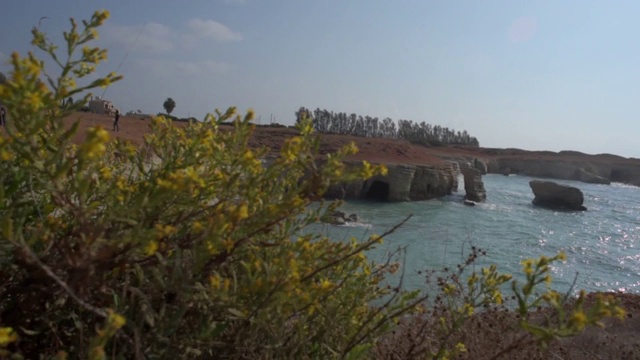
[[63, 112, 639, 169]]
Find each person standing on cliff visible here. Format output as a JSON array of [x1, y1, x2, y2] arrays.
[[113, 109, 120, 132]]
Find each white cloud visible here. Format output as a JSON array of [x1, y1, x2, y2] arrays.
[[103, 22, 174, 52], [102, 19, 241, 53], [187, 19, 243, 42]]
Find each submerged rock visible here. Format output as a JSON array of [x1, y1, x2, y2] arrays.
[[529, 180, 587, 211], [322, 211, 361, 225]]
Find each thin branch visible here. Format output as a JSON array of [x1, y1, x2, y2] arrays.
[[16, 241, 107, 318]]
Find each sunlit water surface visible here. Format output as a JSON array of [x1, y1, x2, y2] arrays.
[[309, 174, 640, 294]]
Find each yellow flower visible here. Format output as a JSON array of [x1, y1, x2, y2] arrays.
[[244, 108, 255, 121], [145, 241, 158, 256], [24, 90, 45, 110], [521, 259, 534, 275], [0, 327, 18, 346], [99, 166, 112, 180], [443, 283, 456, 295], [460, 303, 474, 316], [80, 126, 109, 159], [0, 149, 13, 161], [108, 311, 126, 330], [236, 204, 249, 220], [568, 310, 587, 331], [192, 221, 204, 233], [344, 141, 358, 155], [155, 224, 177, 238], [282, 137, 302, 162], [209, 274, 222, 289], [492, 290, 504, 304], [361, 160, 375, 178], [319, 279, 332, 290]]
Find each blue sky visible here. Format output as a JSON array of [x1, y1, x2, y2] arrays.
[[1, 1, 639, 157]]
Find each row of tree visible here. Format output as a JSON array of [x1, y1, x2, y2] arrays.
[[295, 107, 480, 147]]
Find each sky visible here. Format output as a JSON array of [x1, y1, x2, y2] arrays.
[[1, 1, 639, 158]]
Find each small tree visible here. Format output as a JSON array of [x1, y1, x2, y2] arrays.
[[163, 97, 176, 114]]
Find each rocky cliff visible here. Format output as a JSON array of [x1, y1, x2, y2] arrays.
[[325, 161, 459, 202], [435, 149, 640, 187], [484, 157, 640, 185], [486, 158, 609, 184]]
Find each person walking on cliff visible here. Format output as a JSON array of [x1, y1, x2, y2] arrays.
[[113, 110, 120, 132]]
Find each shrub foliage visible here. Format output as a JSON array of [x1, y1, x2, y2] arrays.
[[0, 10, 422, 359]]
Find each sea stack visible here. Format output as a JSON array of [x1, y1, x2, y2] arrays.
[[529, 180, 587, 211]]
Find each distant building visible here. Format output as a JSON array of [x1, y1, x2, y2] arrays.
[[88, 97, 117, 115]]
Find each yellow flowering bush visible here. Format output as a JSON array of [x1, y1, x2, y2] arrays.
[[0, 10, 421, 359]]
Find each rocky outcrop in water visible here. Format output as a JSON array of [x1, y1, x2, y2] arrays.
[[529, 180, 587, 211], [325, 161, 458, 202], [461, 166, 487, 202], [322, 211, 360, 225]]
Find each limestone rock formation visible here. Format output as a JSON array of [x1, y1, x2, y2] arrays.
[[485, 158, 630, 186], [448, 161, 460, 191], [385, 164, 417, 201], [474, 158, 488, 174], [322, 211, 360, 225], [529, 180, 587, 211], [461, 166, 487, 202], [409, 162, 458, 200], [575, 168, 610, 185], [324, 161, 458, 202]]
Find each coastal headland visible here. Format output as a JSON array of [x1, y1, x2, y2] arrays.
[[66, 112, 640, 201]]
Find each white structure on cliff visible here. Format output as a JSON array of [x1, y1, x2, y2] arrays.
[[88, 97, 117, 115]]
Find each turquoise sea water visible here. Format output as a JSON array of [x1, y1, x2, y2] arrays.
[[313, 174, 640, 295]]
